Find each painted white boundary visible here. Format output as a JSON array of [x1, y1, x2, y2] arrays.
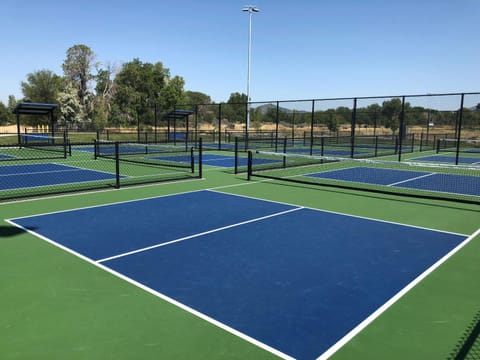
[[5, 186, 477, 359], [316, 227, 480, 360], [5, 217, 296, 360]]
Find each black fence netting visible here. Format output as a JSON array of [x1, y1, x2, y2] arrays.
[[0, 138, 202, 202]]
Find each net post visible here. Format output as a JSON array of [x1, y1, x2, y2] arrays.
[[114, 142, 120, 189], [283, 136, 287, 168], [320, 136, 325, 156], [94, 139, 98, 159], [374, 135, 378, 157], [190, 147, 195, 173], [234, 137, 239, 174], [63, 131, 68, 158], [436, 139, 441, 153], [247, 150, 252, 181], [198, 137, 203, 178]]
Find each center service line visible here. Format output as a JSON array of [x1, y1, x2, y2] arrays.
[[96, 206, 303, 263]]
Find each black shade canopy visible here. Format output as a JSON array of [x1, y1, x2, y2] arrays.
[[13, 102, 57, 115], [162, 109, 193, 120]]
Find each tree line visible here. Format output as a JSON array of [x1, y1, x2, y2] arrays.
[[0, 44, 478, 136], [249, 98, 480, 134], [0, 44, 217, 130]]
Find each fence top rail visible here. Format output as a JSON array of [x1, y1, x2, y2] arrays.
[[174, 91, 480, 109]]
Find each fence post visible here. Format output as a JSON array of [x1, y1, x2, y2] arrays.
[[218, 104, 222, 150], [309, 100, 315, 155], [397, 96, 406, 162], [350, 98, 357, 158], [455, 94, 465, 165], [115, 142, 120, 189]]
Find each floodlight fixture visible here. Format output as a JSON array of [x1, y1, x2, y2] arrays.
[[243, 5, 260, 12]]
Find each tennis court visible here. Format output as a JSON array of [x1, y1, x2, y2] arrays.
[[2, 93, 480, 359], [7, 190, 469, 360], [0, 163, 119, 190], [305, 166, 480, 197], [412, 155, 480, 165]]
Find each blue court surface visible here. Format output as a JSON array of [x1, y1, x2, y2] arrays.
[[201, 153, 279, 168], [412, 155, 480, 165], [287, 147, 368, 156], [72, 147, 275, 168], [306, 166, 480, 197], [152, 153, 278, 168], [203, 142, 237, 150], [0, 154, 15, 159], [0, 163, 118, 191], [9, 190, 467, 360]]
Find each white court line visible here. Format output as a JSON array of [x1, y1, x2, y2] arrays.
[[5, 218, 295, 360], [96, 206, 303, 263], [207, 189, 469, 237], [6, 188, 475, 359], [316, 227, 480, 360], [203, 156, 236, 162], [388, 172, 437, 186], [0, 167, 83, 177]]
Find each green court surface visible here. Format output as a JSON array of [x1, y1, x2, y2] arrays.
[[1, 166, 479, 359]]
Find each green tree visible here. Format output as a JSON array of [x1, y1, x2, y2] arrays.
[[161, 76, 186, 109], [381, 98, 402, 134], [184, 91, 211, 106], [62, 44, 96, 123], [0, 96, 18, 125], [183, 92, 214, 126], [7, 96, 18, 113], [20, 69, 62, 104], [58, 81, 83, 128], [92, 97, 108, 131], [324, 109, 337, 132], [0, 102, 11, 125], [94, 63, 117, 126], [112, 59, 171, 127], [364, 103, 382, 128], [222, 92, 247, 124]]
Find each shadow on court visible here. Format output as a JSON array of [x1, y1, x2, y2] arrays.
[[0, 225, 36, 237]]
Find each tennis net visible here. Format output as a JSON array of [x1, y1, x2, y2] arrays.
[[94, 140, 195, 171], [0, 133, 68, 161], [436, 138, 480, 154], [247, 150, 480, 204]]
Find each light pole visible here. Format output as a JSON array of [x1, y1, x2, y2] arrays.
[[242, 5, 259, 132]]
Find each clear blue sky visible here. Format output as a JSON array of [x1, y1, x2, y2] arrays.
[[1, 0, 479, 105]]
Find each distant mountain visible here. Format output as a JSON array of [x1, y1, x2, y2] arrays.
[[254, 103, 307, 114]]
